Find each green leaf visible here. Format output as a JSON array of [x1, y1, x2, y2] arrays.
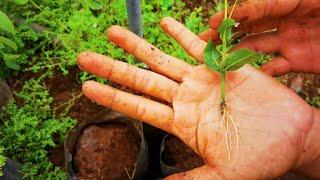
[[223, 48, 263, 71], [89, 0, 103, 10], [218, 18, 235, 42], [0, 10, 15, 33], [2, 53, 20, 70], [15, 0, 29, 5], [204, 40, 221, 71], [0, 66, 9, 79], [0, 36, 18, 52]]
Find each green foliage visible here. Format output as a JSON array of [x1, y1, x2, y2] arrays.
[[0, 37, 17, 51], [217, 18, 236, 45], [0, 146, 6, 177], [2, 0, 211, 76], [0, 78, 76, 179], [204, 19, 263, 73], [0, 11, 15, 33], [222, 49, 263, 71], [0, 10, 21, 78], [204, 41, 221, 70], [14, 0, 29, 5]]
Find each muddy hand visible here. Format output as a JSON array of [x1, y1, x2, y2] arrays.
[[78, 17, 320, 179], [201, 0, 320, 76]]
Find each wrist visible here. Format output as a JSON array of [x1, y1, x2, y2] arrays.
[[295, 108, 320, 178]]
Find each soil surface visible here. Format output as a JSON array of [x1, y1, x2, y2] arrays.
[[74, 123, 140, 180], [7, 68, 109, 125], [163, 136, 204, 171], [44, 68, 109, 124]]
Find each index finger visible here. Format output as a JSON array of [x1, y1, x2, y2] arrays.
[[108, 25, 193, 82], [83, 81, 174, 133], [160, 17, 207, 63]]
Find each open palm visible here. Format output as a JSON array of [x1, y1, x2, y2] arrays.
[[78, 17, 319, 179], [202, 0, 320, 76]]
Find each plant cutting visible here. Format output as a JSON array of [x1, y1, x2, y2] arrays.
[[204, 0, 263, 158]]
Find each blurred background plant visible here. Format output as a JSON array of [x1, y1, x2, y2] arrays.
[[0, 10, 21, 78]]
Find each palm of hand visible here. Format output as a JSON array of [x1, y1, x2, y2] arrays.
[[169, 64, 313, 179], [78, 17, 315, 179], [207, 0, 320, 76]]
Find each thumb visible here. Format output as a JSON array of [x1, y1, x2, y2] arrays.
[[198, 28, 219, 42], [165, 165, 225, 180]]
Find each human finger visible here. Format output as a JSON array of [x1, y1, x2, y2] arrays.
[[160, 17, 207, 63], [78, 52, 179, 102], [261, 57, 291, 76], [82, 81, 174, 132], [198, 28, 219, 42], [108, 25, 193, 82]]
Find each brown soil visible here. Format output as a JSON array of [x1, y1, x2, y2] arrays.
[[74, 123, 140, 180], [6, 67, 109, 125], [279, 73, 320, 108], [163, 136, 204, 171], [44, 68, 109, 124]]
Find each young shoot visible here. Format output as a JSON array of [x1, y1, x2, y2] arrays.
[[204, 0, 263, 159]]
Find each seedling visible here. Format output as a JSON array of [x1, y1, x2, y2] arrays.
[[204, 0, 263, 158]]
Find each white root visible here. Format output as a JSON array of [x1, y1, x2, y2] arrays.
[[221, 104, 240, 160]]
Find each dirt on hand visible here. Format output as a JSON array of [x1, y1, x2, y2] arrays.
[[74, 123, 140, 180]]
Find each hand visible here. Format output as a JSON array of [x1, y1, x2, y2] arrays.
[[200, 0, 320, 76], [77, 17, 320, 179]]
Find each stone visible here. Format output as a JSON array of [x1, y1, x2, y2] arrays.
[[0, 80, 12, 109]]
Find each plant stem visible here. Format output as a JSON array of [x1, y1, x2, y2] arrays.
[[221, 0, 228, 66], [229, 0, 239, 19], [224, 0, 228, 20], [221, 33, 227, 64], [220, 71, 226, 104]]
